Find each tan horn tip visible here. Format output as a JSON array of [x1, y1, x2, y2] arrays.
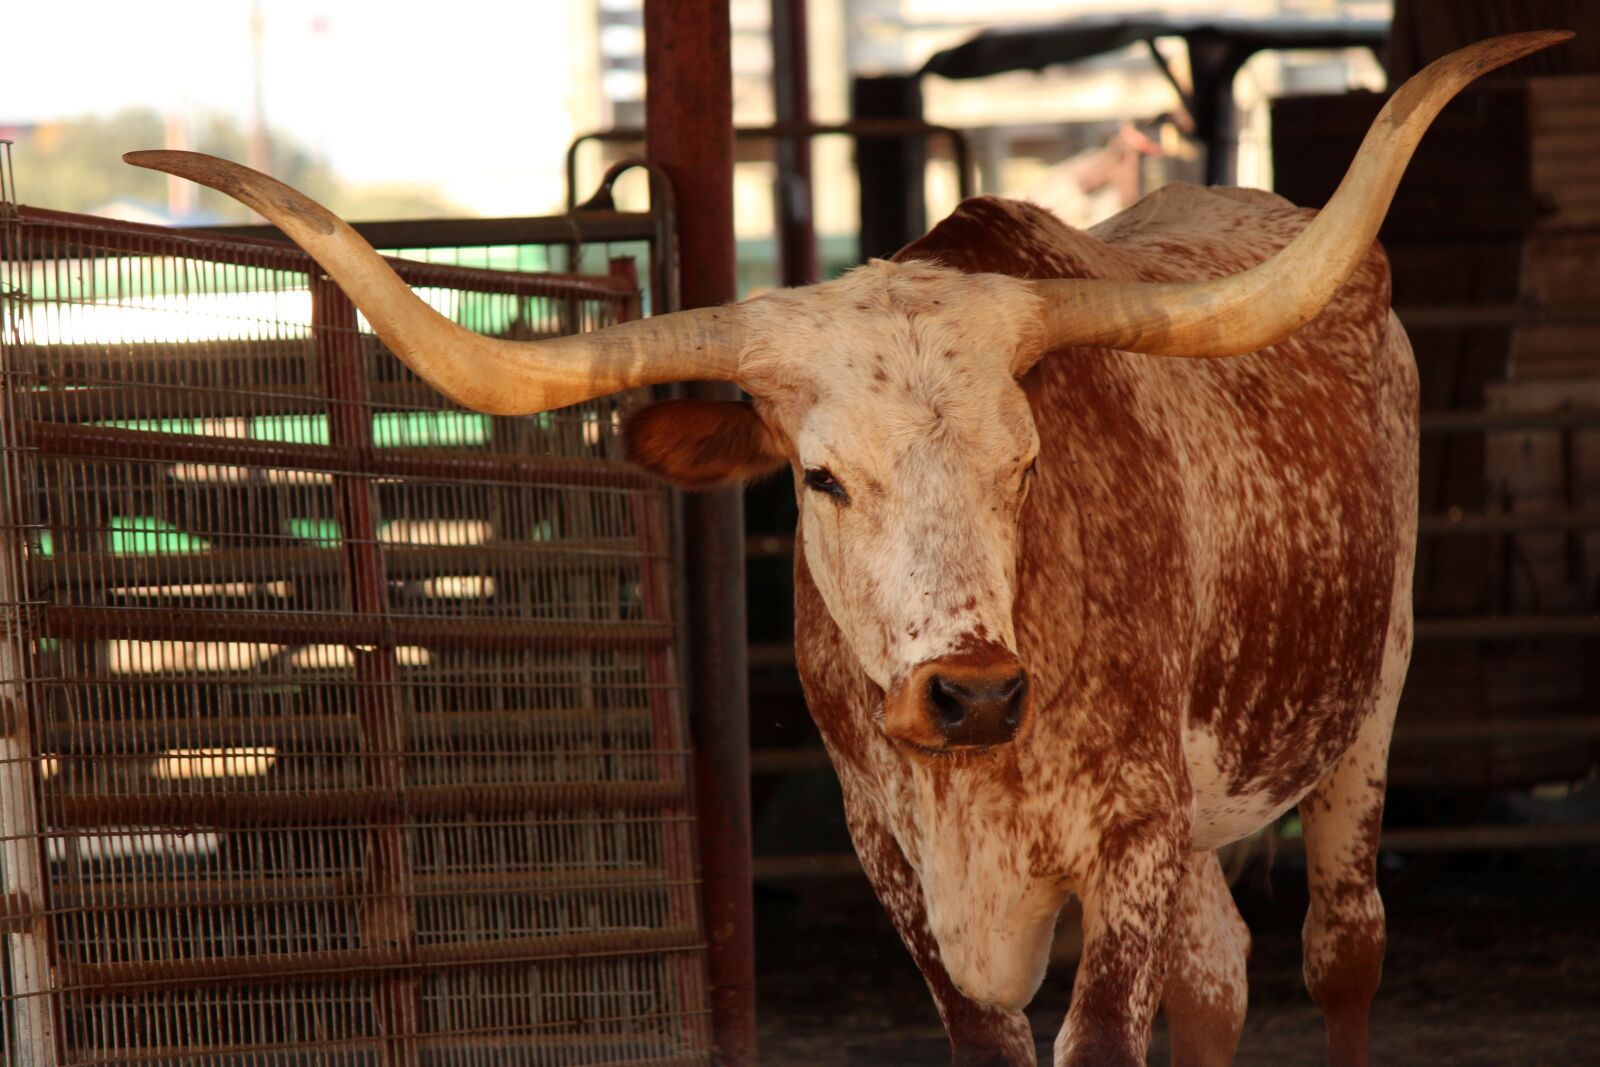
[[1469, 28, 1575, 67], [125, 149, 197, 173], [124, 150, 239, 186]]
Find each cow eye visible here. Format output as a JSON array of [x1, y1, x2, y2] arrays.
[[803, 467, 849, 502]]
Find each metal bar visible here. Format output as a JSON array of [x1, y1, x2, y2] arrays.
[[1415, 615, 1600, 639], [0, 221, 63, 1059], [315, 274, 420, 1067], [73, 1037, 709, 1067], [645, 3, 756, 1062], [41, 780, 689, 829], [1419, 510, 1600, 534], [27, 420, 656, 490], [852, 76, 930, 261], [0, 889, 33, 928], [17, 204, 661, 263], [37, 605, 673, 650], [1395, 303, 1600, 328], [177, 211, 664, 253], [1420, 409, 1600, 433], [57, 925, 705, 995], [568, 120, 975, 211], [772, 0, 819, 286], [46, 866, 681, 912], [631, 475, 708, 1044], [1300, 822, 1600, 853], [22, 378, 442, 423], [76, 1045, 708, 1067], [36, 708, 656, 751], [1392, 717, 1600, 742], [31, 540, 659, 591]]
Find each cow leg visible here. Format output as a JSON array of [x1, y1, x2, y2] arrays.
[[1160, 850, 1249, 1067], [1298, 701, 1397, 1067], [1054, 817, 1187, 1067], [846, 802, 1038, 1066]]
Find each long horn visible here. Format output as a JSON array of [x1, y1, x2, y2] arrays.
[[124, 151, 742, 414], [1030, 30, 1573, 358]]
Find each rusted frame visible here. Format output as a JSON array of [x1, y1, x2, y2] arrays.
[[73, 1039, 707, 1067], [9, 163, 718, 1064], [632, 467, 713, 1052], [29, 540, 662, 593], [18, 205, 639, 301], [35, 707, 658, 752], [0, 172, 63, 1066], [27, 421, 654, 490], [58, 925, 705, 995], [644, 1, 756, 1060], [68, 1034, 709, 1067], [36, 605, 671, 650], [310, 274, 421, 1067], [35, 865, 687, 914], [36, 779, 687, 831], [81, 1049, 707, 1067], [179, 210, 665, 260]]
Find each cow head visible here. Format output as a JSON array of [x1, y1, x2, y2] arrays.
[[629, 264, 1044, 750], [125, 30, 1563, 761]]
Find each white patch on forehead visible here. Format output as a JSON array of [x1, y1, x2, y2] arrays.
[[736, 261, 1046, 690]]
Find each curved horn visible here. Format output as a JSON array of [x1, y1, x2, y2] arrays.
[[124, 151, 742, 414], [1030, 30, 1573, 358]]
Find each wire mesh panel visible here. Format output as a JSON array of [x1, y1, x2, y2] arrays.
[[0, 154, 710, 1066]]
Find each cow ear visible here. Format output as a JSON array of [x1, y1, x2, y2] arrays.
[[624, 399, 789, 488]]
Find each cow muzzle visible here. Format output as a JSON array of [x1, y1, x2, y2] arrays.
[[884, 647, 1029, 751]]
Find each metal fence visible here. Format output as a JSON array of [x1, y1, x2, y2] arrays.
[[0, 149, 711, 1065]]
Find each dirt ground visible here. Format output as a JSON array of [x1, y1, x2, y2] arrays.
[[755, 848, 1600, 1066]]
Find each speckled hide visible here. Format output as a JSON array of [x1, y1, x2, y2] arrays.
[[777, 190, 1415, 1067]]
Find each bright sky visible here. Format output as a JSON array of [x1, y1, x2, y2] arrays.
[[4, 1, 589, 215]]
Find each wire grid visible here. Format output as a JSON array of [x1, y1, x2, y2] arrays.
[[0, 153, 710, 1066]]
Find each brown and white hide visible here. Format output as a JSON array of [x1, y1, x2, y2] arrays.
[[785, 189, 1414, 1067]]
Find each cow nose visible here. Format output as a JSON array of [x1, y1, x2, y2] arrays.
[[926, 669, 1027, 747]]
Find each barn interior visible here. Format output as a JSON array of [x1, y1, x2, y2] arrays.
[[1, 1, 1598, 1065]]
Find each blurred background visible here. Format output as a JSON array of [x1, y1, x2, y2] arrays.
[[4, 0, 1384, 280]]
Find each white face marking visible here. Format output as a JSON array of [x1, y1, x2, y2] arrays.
[[739, 261, 1043, 692]]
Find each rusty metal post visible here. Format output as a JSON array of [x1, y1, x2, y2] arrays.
[[314, 277, 421, 1067], [772, 0, 819, 286], [852, 73, 927, 261], [642, 2, 756, 1063]]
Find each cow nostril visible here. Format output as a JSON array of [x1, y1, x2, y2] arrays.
[[1001, 672, 1028, 727], [927, 675, 967, 727]]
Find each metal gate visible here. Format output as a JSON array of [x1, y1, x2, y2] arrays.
[[0, 150, 711, 1065]]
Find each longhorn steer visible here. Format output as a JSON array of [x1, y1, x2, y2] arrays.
[[131, 30, 1568, 1067]]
